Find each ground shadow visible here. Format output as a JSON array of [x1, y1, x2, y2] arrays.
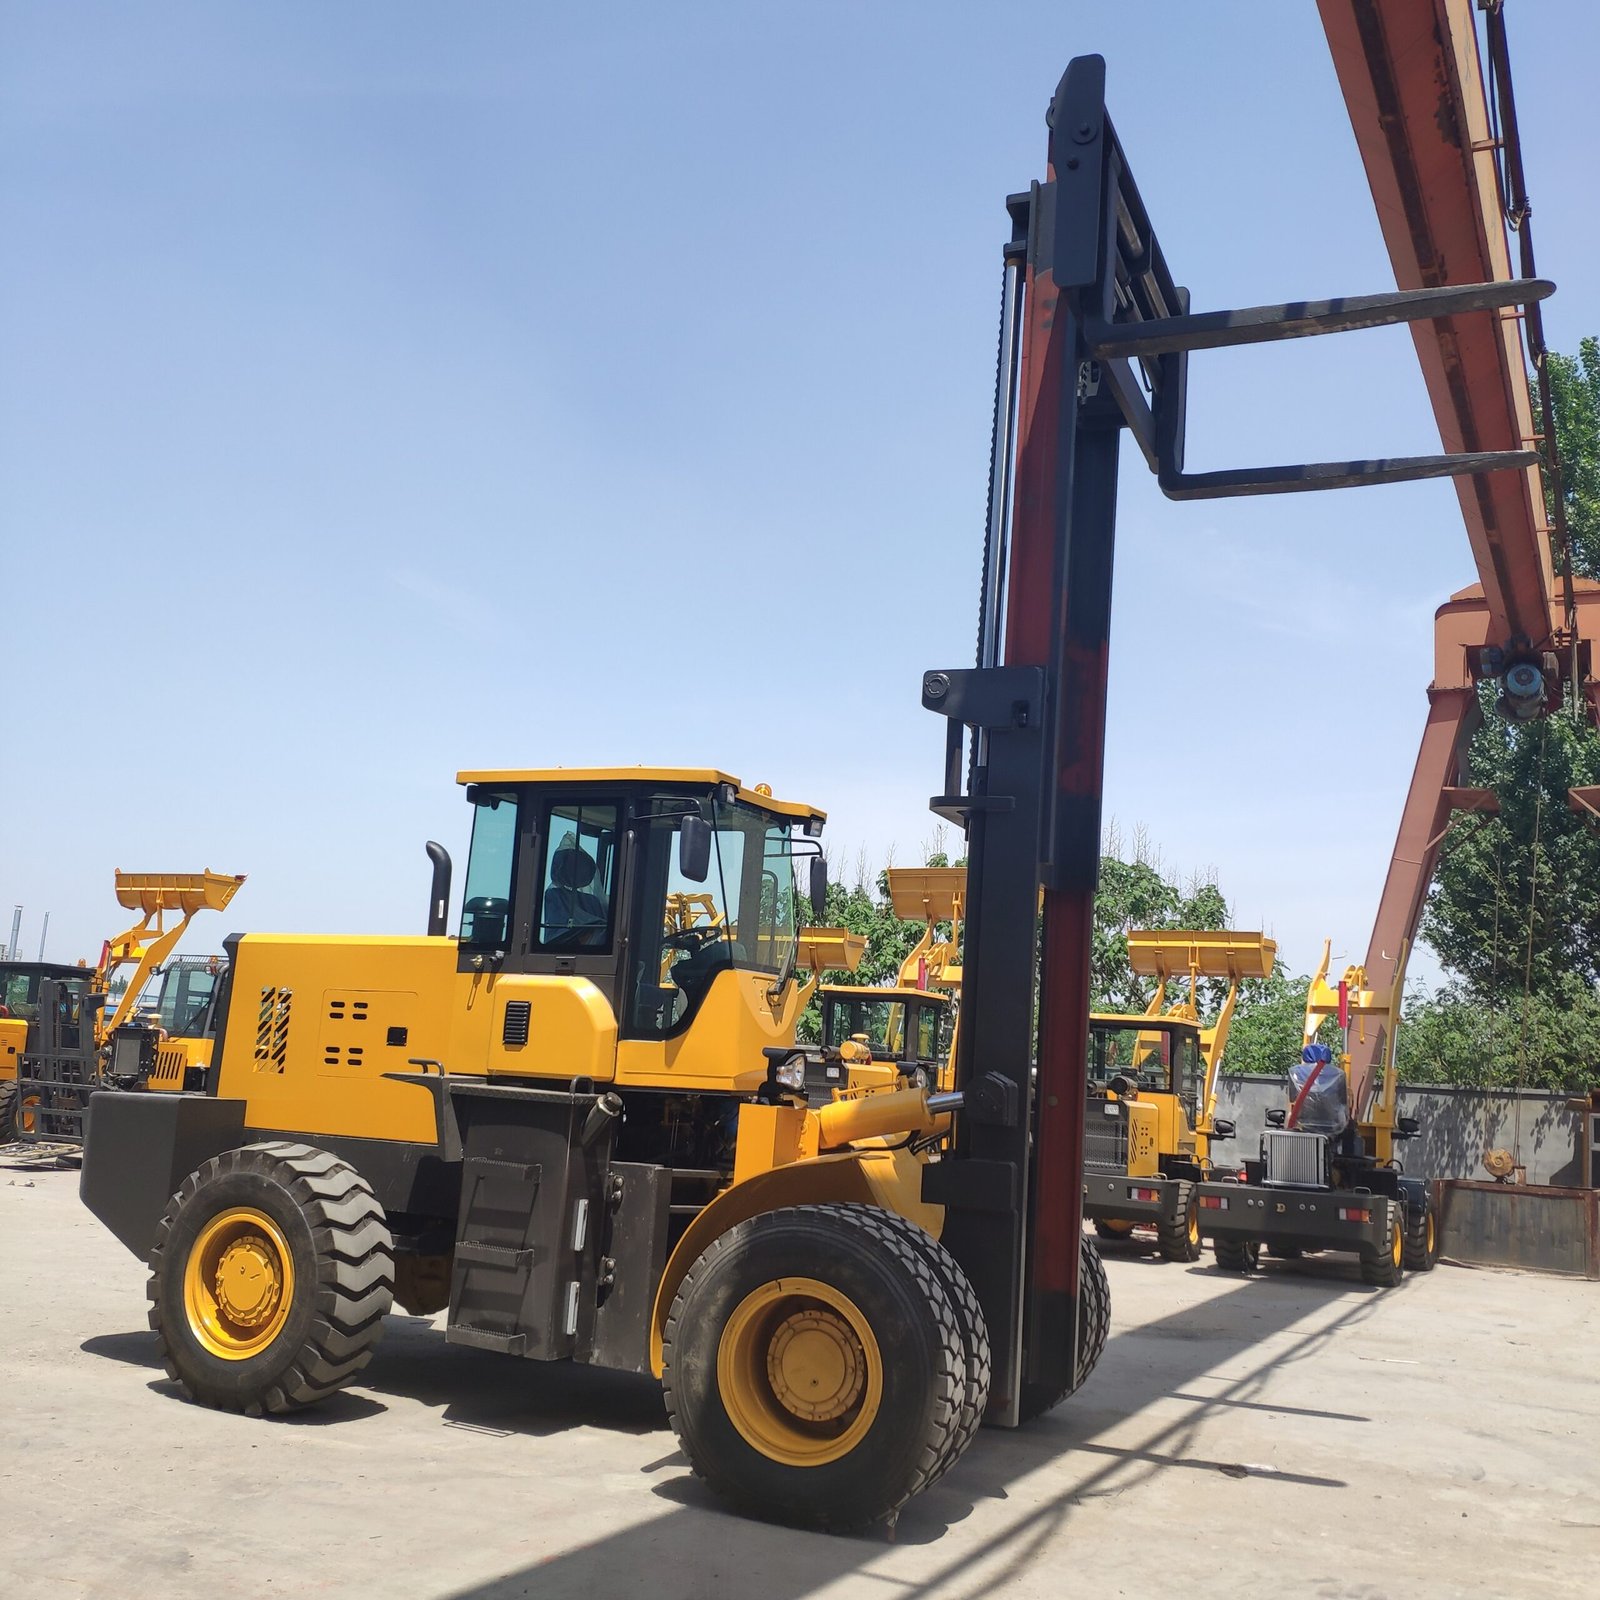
[[429, 1263, 1384, 1600], [81, 1314, 665, 1440]]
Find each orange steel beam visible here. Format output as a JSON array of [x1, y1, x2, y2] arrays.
[[1354, 582, 1600, 1101], [1318, 0, 1552, 648]]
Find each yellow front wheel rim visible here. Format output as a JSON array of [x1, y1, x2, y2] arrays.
[[717, 1277, 883, 1467], [1392, 1216, 1404, 1269], [17, 1094, 40, 1136], [1187, 1209, 1200, 1246], [1426, 1212, 1436, 1256], [183, 1207, 296, 1360], [1100, 1219, 1136, 1236]]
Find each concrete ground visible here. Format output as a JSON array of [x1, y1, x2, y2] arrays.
[[2, 1161, 1594, 1600]]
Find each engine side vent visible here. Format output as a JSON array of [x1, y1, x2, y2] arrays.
[[503, 1001, 532, 1047], [254, 987, 292, 1073]]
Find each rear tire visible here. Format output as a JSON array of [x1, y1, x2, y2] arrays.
[[1213, 1235, 1261, 1273], [1402, 1196, 1440, 1272], [1359, 1201, 1406, 1288], [0, 1081, 16, 1141], [1157, 1181, 1202, 1262], [148, 1141, 393, 1414], [1018, 1235, 1111, 1420], [661, 1203, 965, 1533]]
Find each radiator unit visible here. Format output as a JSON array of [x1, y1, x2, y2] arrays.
[[1262, 1129, 1328, 1188]]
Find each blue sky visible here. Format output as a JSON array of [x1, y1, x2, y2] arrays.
[[3, 1, 1597, 986]]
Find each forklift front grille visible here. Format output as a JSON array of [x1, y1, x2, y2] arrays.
[[1083, 1099, 1128, 1174], [1262, 1129, 1328, 1188]]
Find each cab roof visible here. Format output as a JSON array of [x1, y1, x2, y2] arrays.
[[454, 767, 825, 824], [821, 984, 952, 1006], [1089, 1012, 1201, 1032]]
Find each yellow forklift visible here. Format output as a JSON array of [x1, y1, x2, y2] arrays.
[[1083, 931, 1275, 1261], [1196, 938, 1440, 1285], [73, 51, 1519, 1530]]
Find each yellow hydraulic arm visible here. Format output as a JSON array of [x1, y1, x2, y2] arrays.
[[886, 867, 965, 993], [1301, 935, 1411, 1162], [96, 871, 246, 1042], [1126, 929, 1277, 1130]]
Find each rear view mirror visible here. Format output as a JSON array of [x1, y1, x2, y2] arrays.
[[1396, 1115, 1421, 1139], [809, 856, 828, 922], [1265, 1107, 1286, 1128], [678, 814, 712, 883], [1211, 1119, 1236, 1140]]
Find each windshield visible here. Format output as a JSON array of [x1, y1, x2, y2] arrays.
[[0, 965, 89, 1023], [1088, 1022, 1177, 1093], [153, 963, 219, 1036], [626, 795, 801, 1039]]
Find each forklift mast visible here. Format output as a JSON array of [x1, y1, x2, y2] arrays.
[[923, 55, 1549, 1424]]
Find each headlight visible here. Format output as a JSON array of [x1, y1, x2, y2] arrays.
[[772, 1054, 806, 1091]]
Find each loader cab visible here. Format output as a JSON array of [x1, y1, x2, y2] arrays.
[[453, 769, 824, 1041], [1088, 1016, 1205, 1126], [819, 987, 950, 1072], [146, 957, 223, 1039]]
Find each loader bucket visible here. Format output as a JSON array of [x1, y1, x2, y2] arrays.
[[798, 927, 868, 974], [112, 871, 247, 919], [1126, 929, 1276, 983], [886, 867, 967, 923]]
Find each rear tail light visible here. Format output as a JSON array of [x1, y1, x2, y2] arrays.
[[1130, 1186, 1160, 1203], [1199, 1194, 1227, 1210], [1338, 1206, 1371, 1223]]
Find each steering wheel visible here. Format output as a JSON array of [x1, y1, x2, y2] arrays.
[[662, 925, 724, 952]]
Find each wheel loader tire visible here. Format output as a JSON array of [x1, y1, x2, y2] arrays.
[[147, 1141, 394, 1415], [1402, 1197, 1440, 1272], [1157, 1181, 1203, 1262], [0, 1081, 16, 1141], [1018, 1235, 1111, 1421], [1360, 1201, 1406, 1288], [661, 1202, 965, 1533], [1093, 1218, 1136, 1241], [1213, 1234, 1261, 1273], [864, 1210, 990, 1488]]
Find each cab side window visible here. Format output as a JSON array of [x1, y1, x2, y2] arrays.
[[537, 803, 619, 951], [460, 788, 519, 951]]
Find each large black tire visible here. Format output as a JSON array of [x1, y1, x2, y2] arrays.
[[661, 1203, 965, 1532], [866, 1210, 990, 1488], [148, 1142, 394, 1414], [1157, 1181, 1202, 1263], [0, 1080, 16, 1141], [1213, 1234, 1261, 1273], [1018, 1235, 1111, 1420], [1402, 1195, 1440, 1272], [1360, 1200, 1406, 1288]]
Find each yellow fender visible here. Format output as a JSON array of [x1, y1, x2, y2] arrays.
[[647, 1146, 942, 1377]]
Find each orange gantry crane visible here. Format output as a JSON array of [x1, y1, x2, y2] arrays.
[[1317, 0, 1589, 1101]]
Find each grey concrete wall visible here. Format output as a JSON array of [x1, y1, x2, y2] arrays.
[[1211, 1074, 1588, 1187]]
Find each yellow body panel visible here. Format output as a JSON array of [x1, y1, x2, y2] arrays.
[[1126, 1099, 1161, 1177], [454, 766, 825, 825], [732, 1103, 820, 1185], [217, 934, 623, 1140], [614, 968, 809, 1092], [148, 1037, 212, 1092], [0, 1017, 24, 1084]]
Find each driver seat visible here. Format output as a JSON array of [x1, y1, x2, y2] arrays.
[[543, 846, 608, 939]]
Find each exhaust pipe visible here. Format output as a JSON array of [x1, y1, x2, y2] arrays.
[[425, 842, 452, 937]]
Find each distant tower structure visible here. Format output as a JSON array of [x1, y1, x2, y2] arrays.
[[6, 905, 20, 962], [37, 912, 50, 961]]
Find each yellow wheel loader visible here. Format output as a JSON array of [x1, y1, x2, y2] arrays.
[[12, 871, 243, 1144], [1082, 931, 1275, 1261], [80, 770, 1009, 1532], [813, 866, 964, 1095]]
